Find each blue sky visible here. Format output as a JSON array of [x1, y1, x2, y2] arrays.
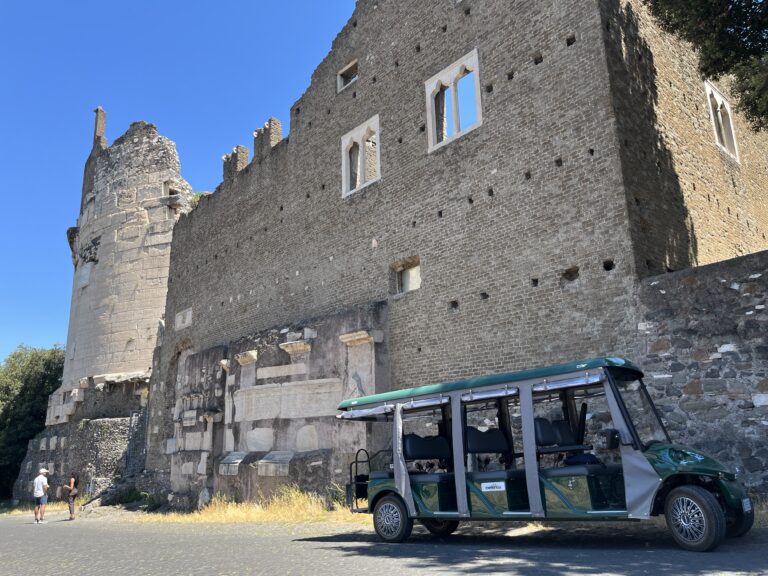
[[0, 0, 355, 361]]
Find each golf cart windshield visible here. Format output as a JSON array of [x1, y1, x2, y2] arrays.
[[613, 377, 670, 447]]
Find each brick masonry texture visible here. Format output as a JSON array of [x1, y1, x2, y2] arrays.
[[15, 0, 768, 502], [160, 0, 640, 398], [145, 0, 766, 493], [602, 0, 768, 275]]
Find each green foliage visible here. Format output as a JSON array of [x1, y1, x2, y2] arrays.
[[190, 192, 205, 209], [0, 345, 65, 498], [140, 491, 167, 512], [643, 0, 768, 130], [109, 486, 143, 505]]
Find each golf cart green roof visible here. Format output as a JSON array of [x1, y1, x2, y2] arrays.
[[338, 357, 642, 410]]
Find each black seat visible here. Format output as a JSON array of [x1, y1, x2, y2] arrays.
[[403, 433, 451, 460], [402, 433, 454, 483], [464, 426, 526, 479], [535, 417, 592, 454], [465, 426, 510, 454], [551, 420, 577, 445]]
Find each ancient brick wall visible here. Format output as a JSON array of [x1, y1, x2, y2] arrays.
[[26, 1, 765, 505], [636, 250, 768, 489], [601, 0, 768, 276], [157, 0, 639, 432]]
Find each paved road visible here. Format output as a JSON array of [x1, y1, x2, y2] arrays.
[[0, 510, 765, 576]]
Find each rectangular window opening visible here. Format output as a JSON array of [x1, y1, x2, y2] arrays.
[[457, 70, 478, 131], [364, 132, 378, 184], [338, 60, 359, 92], [348, 142, 361, 191], [392, 256, 421, 295]]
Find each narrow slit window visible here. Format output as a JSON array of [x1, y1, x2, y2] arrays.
[[456, 69, 478, 131], [348, 142, 361, 190], [719, 106, 736, 156], [709, 93, 724, 146], [434, 84, 455, 143], [364, 131, 378, 184]]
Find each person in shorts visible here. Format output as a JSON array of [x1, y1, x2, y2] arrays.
[[33, 468, 49, 524]]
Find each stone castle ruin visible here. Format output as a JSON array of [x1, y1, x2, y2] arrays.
[[14, 0, 768, 506]]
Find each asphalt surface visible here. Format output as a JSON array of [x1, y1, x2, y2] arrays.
[[0, 510, 765, 576]]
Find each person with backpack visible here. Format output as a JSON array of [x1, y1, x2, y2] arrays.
[[63, 472, 79, 520]]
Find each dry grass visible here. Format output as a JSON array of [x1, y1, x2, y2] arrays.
[[134, 486, 370, 525], [0, 500, 73, 516]]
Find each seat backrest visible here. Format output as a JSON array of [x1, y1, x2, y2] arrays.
[[552, 420, 577, 446], [465, 426, 509, 454], [534, 417, 558, 447], [403, 433, 452, 460]]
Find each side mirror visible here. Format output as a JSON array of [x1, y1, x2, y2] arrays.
[[602, 429, 621, 450]]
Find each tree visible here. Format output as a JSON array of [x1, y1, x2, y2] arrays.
[[0, 345, 64, 499], [643, 0, 768, 130]]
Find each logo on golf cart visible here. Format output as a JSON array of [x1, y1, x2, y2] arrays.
[[480, 482, 506, 492]]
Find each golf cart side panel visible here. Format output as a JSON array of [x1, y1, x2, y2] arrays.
[[392, 403, 418, 516], [644, 444, 749, 510], [519, 382, 546, 517], [450, 391, 470, 517], [410, 475, 458, 515], [603, 374, 661, 519]]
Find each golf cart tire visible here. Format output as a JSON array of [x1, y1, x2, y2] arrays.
[[420, 518, 460, 536], [373, 495, 413, 543], [726, 506, 754, 538], [664, 485, 725, 552]]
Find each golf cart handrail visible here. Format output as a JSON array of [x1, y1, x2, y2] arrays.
[[338, 357, 642, 412]]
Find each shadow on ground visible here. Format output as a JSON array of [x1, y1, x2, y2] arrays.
[[296, 522, 766, 576]]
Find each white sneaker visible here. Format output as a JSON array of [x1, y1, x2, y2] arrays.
[[38, 520, 47, 524]]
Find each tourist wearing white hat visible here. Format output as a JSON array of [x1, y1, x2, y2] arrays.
[[33, 468, 49, 524]]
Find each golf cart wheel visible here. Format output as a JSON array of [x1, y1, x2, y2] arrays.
[[664, 485, 725, 552], [726, 506, 754, 538], [373, 495, 413, 543], [420, 518, 460, 536]]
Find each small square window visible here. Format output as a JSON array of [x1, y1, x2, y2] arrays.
[[391, 256, 421, 295], [338, 60, 359, 93]]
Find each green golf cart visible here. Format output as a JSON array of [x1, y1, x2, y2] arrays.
[[338, 357, 753, 552]]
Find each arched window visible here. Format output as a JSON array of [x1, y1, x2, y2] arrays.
[[425, 49, 483, 152], [341, 115, 381, 197], [705, 81, 739, 161]]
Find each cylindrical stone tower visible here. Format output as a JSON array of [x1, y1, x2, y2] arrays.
[[13, 109, 192, 499]]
